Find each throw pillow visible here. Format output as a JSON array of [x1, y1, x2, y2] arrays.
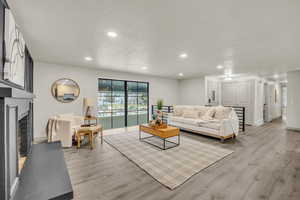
[[201, 115, 213, 121], [194, 106, 209, 117], [201, 108, 215, 120], [214, 106, 232, 120]]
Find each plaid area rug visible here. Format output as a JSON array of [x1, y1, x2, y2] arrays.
[[104, 131, 233, 190]]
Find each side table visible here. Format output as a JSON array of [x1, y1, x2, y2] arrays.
[[76, 125, 103, 149]]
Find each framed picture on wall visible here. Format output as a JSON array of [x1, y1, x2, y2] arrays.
[[3, 8, 26, 88]]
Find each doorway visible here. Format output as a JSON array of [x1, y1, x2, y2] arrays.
[[97, 78, 149, 129], [281, 85, 287, 121]]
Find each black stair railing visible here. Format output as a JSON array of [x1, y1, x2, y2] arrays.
[[151, 105, 173, 123]]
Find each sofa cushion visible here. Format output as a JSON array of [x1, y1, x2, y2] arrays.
[[201, 107, 215, 120], [173, 110, 182, 117], [173, 105, 186, 116], [182, 109, 199, 119], [170, 116, 200, 126], [198, 120, 221, 130], [214, 106, 232, 120], [194, 106, 209, 117]]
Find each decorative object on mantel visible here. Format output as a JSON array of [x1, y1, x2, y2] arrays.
[[3, 8, 26, 87], [51, 78, 80, 103], [83, 97, 94, 117]]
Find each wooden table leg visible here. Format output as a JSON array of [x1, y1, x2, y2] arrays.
[[139, 126, 141, 140], [90, 131, 94, 150], [92, 132, 95, 149], [77, 134, 81, 149]]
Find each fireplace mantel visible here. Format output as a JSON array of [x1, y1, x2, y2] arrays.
[[0, 83, 35, 99], [0, 0, 34, 198], [0, 83, 35, 200]]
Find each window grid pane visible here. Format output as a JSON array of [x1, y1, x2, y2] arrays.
[[98, 79, 148, 129]]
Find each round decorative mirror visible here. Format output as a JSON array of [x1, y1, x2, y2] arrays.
[[51, 78, 80, 103]]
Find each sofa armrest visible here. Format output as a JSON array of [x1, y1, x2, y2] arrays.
[[220, 119, 238, 137], [51, 119, 73, 147], [229, 110, 239, 135]]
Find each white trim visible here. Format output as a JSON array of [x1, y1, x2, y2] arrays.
[[286, 127, 300, 132], [254, 119, 264, 126], [10, 177, 19, 199]]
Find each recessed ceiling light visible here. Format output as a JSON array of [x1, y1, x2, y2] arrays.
[[141, 66, 148, 70], [178, 73, 184, 77], [107, 31, 118, 38], [179, 53, 188, 59], [274, 74, 279, 79], [217, 65, 224, 69], [85, 56, 93, 61]]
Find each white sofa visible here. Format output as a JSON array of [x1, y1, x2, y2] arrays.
[[168, 105, 239, 141], [47, 114, 84, 147]]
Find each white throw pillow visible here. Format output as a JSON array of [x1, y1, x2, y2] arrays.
[[201, 107, 215, 120], [194, 106, 209, 117], [214, 106, 232, 120]]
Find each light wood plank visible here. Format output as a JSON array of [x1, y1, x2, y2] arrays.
[[63, 119, 300, 200]]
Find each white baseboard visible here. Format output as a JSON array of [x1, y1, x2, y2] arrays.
[[286, 127, 300, 132], [254, 119, 264, 126], [10, 177, 19, 200]]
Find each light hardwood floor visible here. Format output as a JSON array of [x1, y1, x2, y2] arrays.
[[63, 119, 300, 200]]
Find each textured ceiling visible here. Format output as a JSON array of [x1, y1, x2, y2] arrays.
[[8, 0, 300, 79]]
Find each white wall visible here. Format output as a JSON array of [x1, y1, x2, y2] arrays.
[[34, 62, 179, 138], [178, 77, 205, 105], [287, 71, 300, 130]]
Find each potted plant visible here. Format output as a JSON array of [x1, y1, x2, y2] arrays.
[[157, 99, 163, 111], [150, 99, 165, 128], [156, 99, 164, 125]]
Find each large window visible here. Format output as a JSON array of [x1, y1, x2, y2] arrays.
[[98, 79, 149, 129]]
